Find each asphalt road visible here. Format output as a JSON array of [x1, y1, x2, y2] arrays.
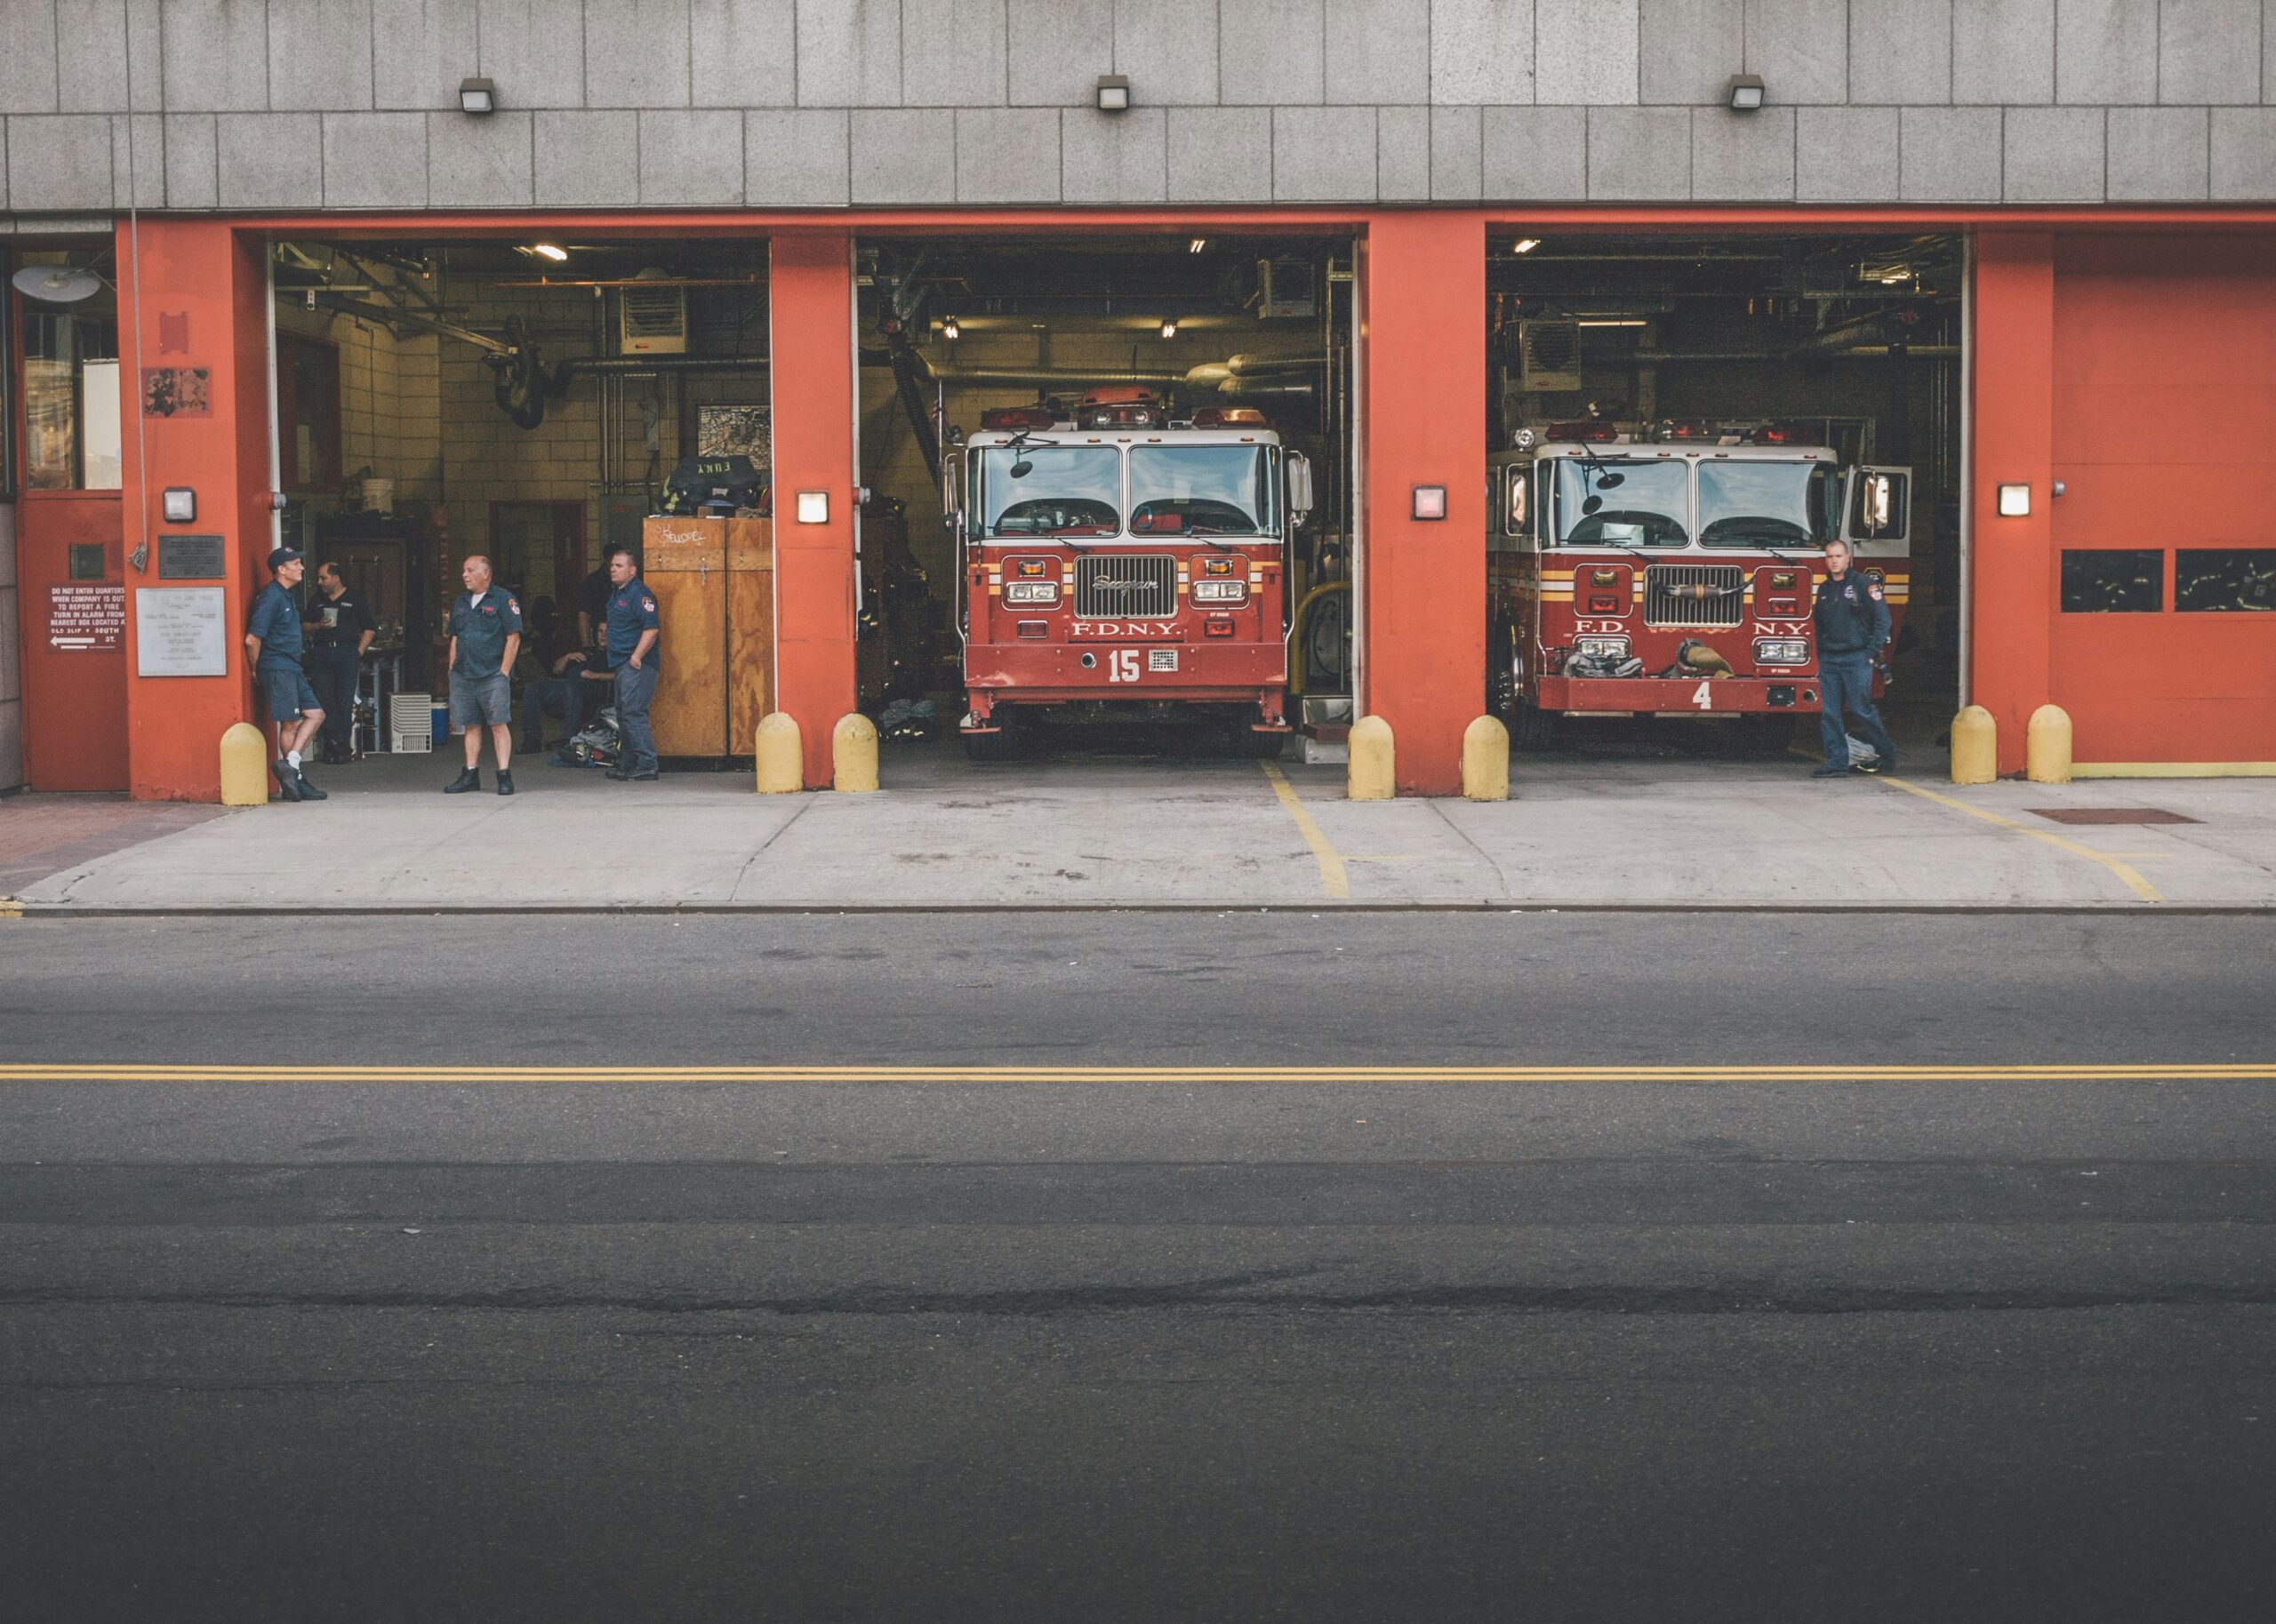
[[1, 913, 2272, 1622]]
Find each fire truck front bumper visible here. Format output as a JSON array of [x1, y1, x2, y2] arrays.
[[966, 640, 1287, 727], [1534, 675, 1822, 716]]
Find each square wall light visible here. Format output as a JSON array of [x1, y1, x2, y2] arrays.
[[1997, 484, 2032, 517], [459, 76, 497, 115], [796, 490, 830, 524], [1096, 74, 1131, 112], [162, 487, 196, 523], [1412, 485, 1447, 521]]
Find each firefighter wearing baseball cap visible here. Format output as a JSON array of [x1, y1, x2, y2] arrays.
[[244, 548, 328, 802]]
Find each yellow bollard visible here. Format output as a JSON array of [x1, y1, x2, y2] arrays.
[[220, 722, 269, 806], [2026, 703, 2072, 784], [1949, 705, 1997, 785], [1461, 715, 1509, 801], [755, 711, 803, 794], [832, 712, 879, 793], [1348, 715, 1395, 800]]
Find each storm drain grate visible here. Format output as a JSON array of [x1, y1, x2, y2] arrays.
[[2028, 807, 2200, 825]]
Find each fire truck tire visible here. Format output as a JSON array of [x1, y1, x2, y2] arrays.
[[1513, 700, 1556, 754], [1238, 729, 1286, 761], [1728, 714, 1794, 758], [1487, 626, 1522, 717], [962, 725, 1022, 763]]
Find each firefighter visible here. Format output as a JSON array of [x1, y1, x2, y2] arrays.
[[601, 545, 661, 781], [244, 548, 327, 802], [1810, 536, 1900, 779]]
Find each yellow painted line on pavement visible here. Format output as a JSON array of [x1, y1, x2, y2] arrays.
[[1261, 760, 1350, 900], [0, 1063, 2270, 1085], [1880, 776, 2166, 905]]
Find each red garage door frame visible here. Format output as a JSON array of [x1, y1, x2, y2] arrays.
[[88, 206, 2276, 799]]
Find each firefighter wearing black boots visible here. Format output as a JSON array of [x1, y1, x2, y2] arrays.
[[1811, 537, 1900, 779], [244, 548, 327, 803], [442, 555, 523, 796]]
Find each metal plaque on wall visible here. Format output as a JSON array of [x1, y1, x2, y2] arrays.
[[158, 534, 228, 580], [135, 588, 229, 676]]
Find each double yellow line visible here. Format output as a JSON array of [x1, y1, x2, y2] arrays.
[[0, 1063, 2269, 1085]]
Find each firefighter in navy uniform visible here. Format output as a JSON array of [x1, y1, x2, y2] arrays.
[[302, 562, 375, 764], [601, 545, 661, 781], [1810, 536, 1901, 779]]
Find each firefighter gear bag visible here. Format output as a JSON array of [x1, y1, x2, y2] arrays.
[[659, 455, 770, 517]]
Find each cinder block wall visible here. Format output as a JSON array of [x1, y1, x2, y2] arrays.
[[1, 1, 2270, 214]]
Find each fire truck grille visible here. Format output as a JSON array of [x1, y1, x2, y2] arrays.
[[1643, 564, 1746, 628], [1075, 554, 1178, 619]]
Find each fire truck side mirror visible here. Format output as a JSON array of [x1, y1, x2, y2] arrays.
[[1286, 452, 1315, 524]]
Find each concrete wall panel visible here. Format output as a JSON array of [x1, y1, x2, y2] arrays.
[[1222, 0, 1327, 106], [906, 0, 1010, 108], [1430, 0, 1533, 105], [160, 0, 269, 114], [218, 112, 324, 205], [1743, 0, 1848, 106], [1114, 0, 1222, 107], [2107, 106, 2209, 199], [1008, 0, 1112, 107], [323, 112, 427, 205], [2160, 0, 2263, 104], [1271, 104, 1374, 198], [1376, 102, 1430, 196], [1481, 104, 1585, 198], [691, 0, 797, 107], [2056, 0, 2157, 104], [164, 112, 219, 205], [1536, 0, 1639, 106], [1640, 0, 1742, 104], [1691, 104, 1793, 199], [747, 107, 851, 203], [1326, 0, 1430, 103], [1795, 102, 1895, 199], [373, 0, 480, 111], [0, 0, 60, 115], [535, 109, 639, 202], [637, 108, 744, 203], [1587, 105, 1689, 198], [1953, 0, 2056, 105], [113, 111, 163, 206], [269, 0, 376, 112], [1062, 104, 1166, 200], [2003, 104, 2104, 200], [477, 0, 589, 108], [1848, 0, 1950, 105], [54, 0, 140, 115], [1899, 105, 2002, 200], [7, 115, 113, 209], [797, 0, 903, 107], [954, 108, 1059, 201], [1166, 106, 1272, 198], [2210, 105, 2276, 196], [429, 107, 533, 204], [849, 107, 954, 201], [585, 0, 693, 109], [1430, 103, 1484, 198]]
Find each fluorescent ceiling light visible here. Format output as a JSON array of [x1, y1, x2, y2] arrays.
[[531, 243, 568, 262]]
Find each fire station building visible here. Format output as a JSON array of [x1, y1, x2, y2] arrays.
[[4, 0, 2274, 800]]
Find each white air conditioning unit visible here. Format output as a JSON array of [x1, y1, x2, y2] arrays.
[[1517, 319, 1582, 393], [620, 274, 687, 355]]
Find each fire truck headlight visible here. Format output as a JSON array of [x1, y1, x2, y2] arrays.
[[1190, 580, 1249, 604], [1752, 637, 1808, 665], [1572, 635, 1630, 660], [1004, 581, 1061, 606]]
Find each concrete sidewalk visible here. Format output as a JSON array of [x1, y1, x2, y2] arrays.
[[6, 732, 2273, 912]]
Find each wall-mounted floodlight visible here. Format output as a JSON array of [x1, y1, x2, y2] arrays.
[[162, 488, 196, 524], [1096, 74, 1131, 112], [459, 76, 498, 115], [1412, 485, 1447, 522], [796, 491, 830, 524], [942, 316, 960, 340], [1726, 74, 1765, 112], [1997, 484, 2032, 517]]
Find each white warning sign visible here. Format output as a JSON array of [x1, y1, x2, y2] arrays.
[[48, 585, 124, 652]]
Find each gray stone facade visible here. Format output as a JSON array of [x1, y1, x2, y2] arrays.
[[0, 0, 2269, 211]]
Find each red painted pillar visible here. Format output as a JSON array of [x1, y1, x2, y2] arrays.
[[116, 219, 272, 802], [767, 230, 861, 788], [1361, 212, 1487, 795], [1970, 233, 2056, 776]]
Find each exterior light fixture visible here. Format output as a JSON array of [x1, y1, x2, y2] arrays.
[[796, 491, 830, 524], [458, 76, 498, 115], [942, 315, 960, 340], [162, 487, 196, 523], [1412, 485, 1448, 522], [531, 243, 568, 262], [1997, 484, 2032, 517], [1096, 74, 1131, 112], [1188, 237, 1207, 254], [1726, 73, 1765, 112], [1511, 238, 1541, 254], [1158, 317, 1178, 340]]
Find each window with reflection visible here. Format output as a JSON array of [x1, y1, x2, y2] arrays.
[[2176, 549, 2276, 613], [20, 268, 121, 492], [2060, 549, 2162, 613]]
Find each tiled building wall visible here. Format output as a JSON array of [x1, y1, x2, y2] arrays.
[[0, 1, 2272, 211]]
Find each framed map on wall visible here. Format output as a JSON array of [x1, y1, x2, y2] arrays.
[[697, 406, 771, 470]]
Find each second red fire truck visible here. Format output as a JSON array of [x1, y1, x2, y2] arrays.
[[1487, 419, 1911, 750], [950, 388, 1313, 759]]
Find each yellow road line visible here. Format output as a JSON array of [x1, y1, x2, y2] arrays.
[[0, 1063, 2270, 1085], [1261, 760, 1350, 900], [1881, 776, 2165, 904]]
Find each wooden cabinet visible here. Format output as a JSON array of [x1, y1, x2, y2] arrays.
[[643, 516, 773, 757]]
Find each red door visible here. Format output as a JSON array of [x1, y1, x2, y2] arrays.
[[15, 492, 129, 790]]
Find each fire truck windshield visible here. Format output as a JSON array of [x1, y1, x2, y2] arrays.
[[1128, 444, 1271, 536], [1697, 460, 1836, 548], [977, 444, 1121, 538], [1552, 458, 1688, 547]]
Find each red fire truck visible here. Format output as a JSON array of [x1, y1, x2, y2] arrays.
[[951, 388, 1313, 759], [1487, 419, 1911, 750]]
